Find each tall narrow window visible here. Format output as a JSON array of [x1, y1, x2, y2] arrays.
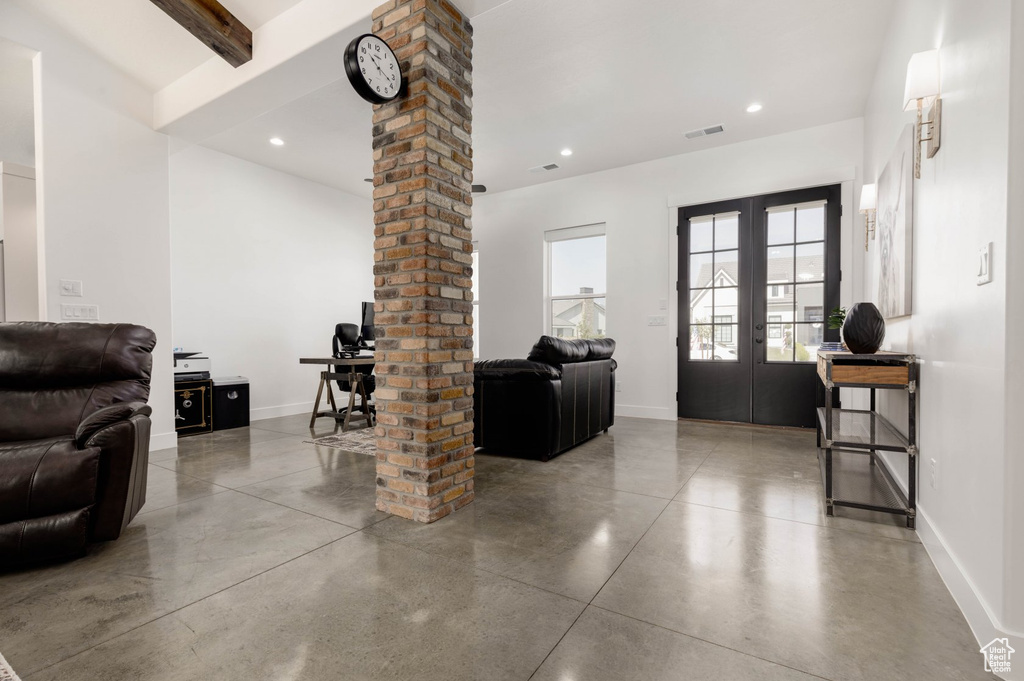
[[545, 224, 606, 339], [471, 247, 480, 358]]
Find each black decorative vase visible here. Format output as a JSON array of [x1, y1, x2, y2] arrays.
[[842, 302, 886, 354]]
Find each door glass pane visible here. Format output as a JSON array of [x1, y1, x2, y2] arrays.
[[796, 204, 825, 242], [713, 249, 739, 286], [550, 236, 606, 297], [795, 242, 824, 282], [690, 291, 711, 325], [712, 325, 739, 361], [767, 209, 794, 245], [766, 286, 792, 321], [713, 287, 739, 323], [690, 217, 714, 252], [795, 283, 824, 321], [766, 245, 794, 283], [689, 252, 713, 289], [689, 325, 714, 360], [551, 297, 606, 339], [766, 323, 795, 362], [796, 323, 823, 359], [690, 289, 709, 325], [714, 215, 739, 250]]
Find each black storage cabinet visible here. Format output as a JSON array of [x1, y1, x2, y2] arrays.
[[175, 378, 213, 437], [213, 376, 250, 431]]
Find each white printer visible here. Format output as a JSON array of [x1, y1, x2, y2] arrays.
[[173, 351, 211, 381]]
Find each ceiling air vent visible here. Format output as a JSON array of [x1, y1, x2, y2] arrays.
[[528, 163, 560, 173], [684, 124, 725, 140]]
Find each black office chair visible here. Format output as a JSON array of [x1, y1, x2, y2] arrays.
[[333, 323, 375, 419]]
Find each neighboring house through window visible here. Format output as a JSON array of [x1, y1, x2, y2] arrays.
[[545, 224, 606, 339]]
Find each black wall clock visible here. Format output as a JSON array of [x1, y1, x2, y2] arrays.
[[344, 33, 404, 104]]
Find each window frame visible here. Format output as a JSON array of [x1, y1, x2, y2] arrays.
[[471, 245, 480, 358], [544, 224, 607, 339]]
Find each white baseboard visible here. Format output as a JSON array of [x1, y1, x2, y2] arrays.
[[250, 401, 314, 422], [916, 506, 1022, 679], [615, 404, 675, 420], [150, 431, 177, 453]]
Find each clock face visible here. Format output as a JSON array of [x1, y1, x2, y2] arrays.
[[345, 34, 403, 104]]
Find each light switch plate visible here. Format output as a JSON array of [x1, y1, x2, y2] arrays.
[[648, 315, 667, 327], [658, 298, 668, 311], [60, 303, 99, 321], [59, 279, 83, 297], [977, 242, 993, 286]]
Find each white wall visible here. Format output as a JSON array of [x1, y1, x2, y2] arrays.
[[1005, 0, 1024, 643], [169, 145, 374, 421], [0, 3, 176, 450], [474, 118, 864, 420], [862, 0, 1018, 651], [0, 163, 40, 321]]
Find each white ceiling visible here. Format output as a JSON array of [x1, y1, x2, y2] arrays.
[[0, 38, 35, 168], [9, 0, 306, 91], [6, 0, 896, 197], [195, 0, 895, 198]]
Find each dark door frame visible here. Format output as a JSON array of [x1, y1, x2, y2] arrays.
[[676, 184, 842, 427], [677, 198, 754, 423]]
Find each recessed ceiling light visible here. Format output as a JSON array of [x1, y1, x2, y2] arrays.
[[746, 103, 763, 113], [560, 148, 573, 157], [269, 137, 285, 146]]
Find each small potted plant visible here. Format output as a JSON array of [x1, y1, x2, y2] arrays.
[[821, 307, 847, 352]]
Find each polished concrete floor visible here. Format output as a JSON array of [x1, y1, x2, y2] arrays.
[[0, 416, 994, 680]]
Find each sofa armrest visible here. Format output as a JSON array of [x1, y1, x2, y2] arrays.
[[76, 402, 152, 448], [474, 359, 561, 381]]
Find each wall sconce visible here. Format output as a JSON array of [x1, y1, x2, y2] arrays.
[[903, 49, 942, 179], [860, 183, 877, 251]]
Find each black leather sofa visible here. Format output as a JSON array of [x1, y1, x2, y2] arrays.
[[473, 336, 616, 461], [0, 322, 156, 567]]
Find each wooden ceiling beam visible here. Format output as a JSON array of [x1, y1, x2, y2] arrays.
[[149, 0, 252, 68]]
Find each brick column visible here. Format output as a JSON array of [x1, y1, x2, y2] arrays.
[[371, 0, 475, 523]]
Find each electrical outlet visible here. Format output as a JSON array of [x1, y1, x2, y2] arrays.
[[930, 458, 939, 490], [615, 380, 622, 393]]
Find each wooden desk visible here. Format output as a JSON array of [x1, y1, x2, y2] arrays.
[[299, 356, 375, 431]]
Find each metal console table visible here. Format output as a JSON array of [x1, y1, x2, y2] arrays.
[[816, 350, 918, 529]]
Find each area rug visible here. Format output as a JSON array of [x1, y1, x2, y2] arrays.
[[305, 427, 377, 455], [0, 653, 22, 681]]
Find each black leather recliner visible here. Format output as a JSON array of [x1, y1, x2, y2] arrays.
[[473, 336, 616, 461], [0, 322, 155, 567]]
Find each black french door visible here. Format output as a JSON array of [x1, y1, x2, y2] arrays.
[[677, 185, 841, 427]]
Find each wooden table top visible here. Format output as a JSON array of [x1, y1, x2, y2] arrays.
[[816, 350, 916, 362], [299, 356, 375, 366]]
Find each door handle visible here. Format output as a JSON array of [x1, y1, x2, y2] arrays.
[[755, 338, 763, 344], [755, 324, 763, 331]]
